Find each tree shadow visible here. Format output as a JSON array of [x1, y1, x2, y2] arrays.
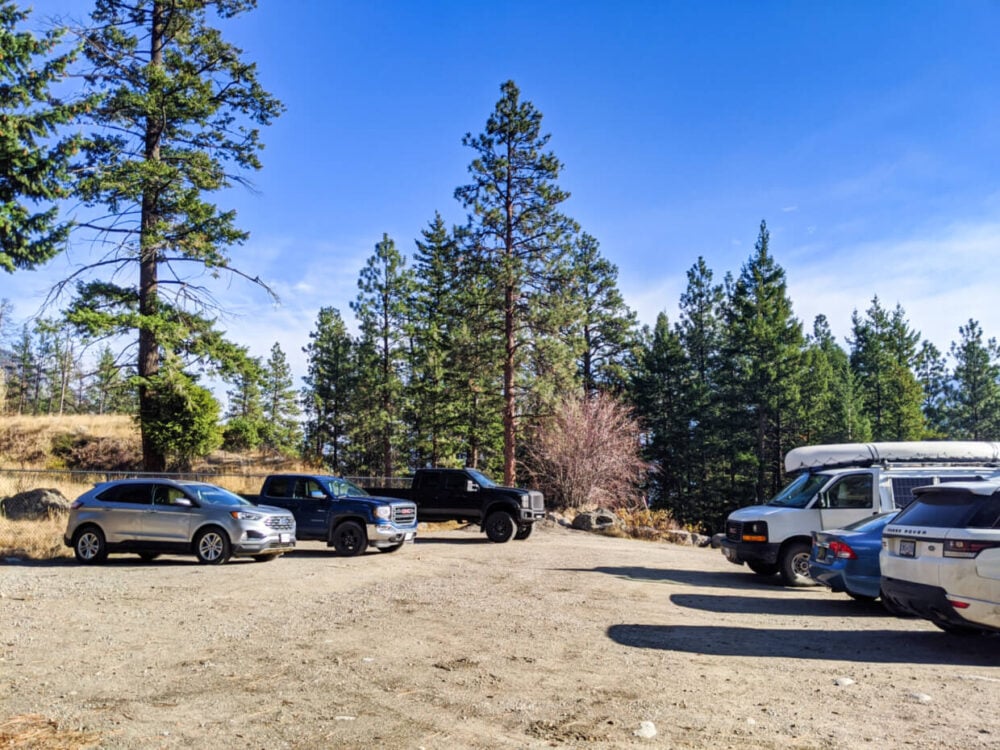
[[607, 623, 1000, 666]]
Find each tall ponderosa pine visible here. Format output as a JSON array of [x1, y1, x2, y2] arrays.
[[455, 80, 579, 484], [65, 0, 282, 470], [0, 1, 88, 272], [301, 307, 354, 471], [722, 221, 804, 503], [350, 234, 413, 476]]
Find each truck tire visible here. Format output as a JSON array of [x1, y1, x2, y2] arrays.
[[778, 541, 814, 586], [330, 521, 366, 556], [484, 511, 516, 543], [514, 523, 533, 540]]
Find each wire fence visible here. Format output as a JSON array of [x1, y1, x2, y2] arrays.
[[0, 468, 414, 560]]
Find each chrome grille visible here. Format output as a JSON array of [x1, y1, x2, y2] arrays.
[[265, 515, 295, 531], [392, 503, 417, 526], [528, 491, 545, 511]]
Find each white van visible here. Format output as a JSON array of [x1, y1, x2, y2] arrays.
[[719, 442, 1000, 585]]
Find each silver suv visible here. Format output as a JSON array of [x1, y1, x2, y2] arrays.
[[881, 481, 1000, 634], [64, 479, 296, 565]]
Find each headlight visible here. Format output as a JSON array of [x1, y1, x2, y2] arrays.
[[373, 505, 392, 520], [230, 511, 263, 521], [520, 495, 530, 508], [741, 521, 768, 543]]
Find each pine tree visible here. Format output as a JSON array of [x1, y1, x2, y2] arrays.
[[946, 319, 1000, 440], [408, 213, 464, 467], [65, 0, 282, 470], [301, 307, 355, 471], [0, 1, 89, 272], [455, 80, 579, 484], [90, 346, 135, 414], [915, 340, 949, 437], [567, 233, 638, 398], [798, 315, 869, 444], [223, 356, 265, 450], [260, 342, 302, 455], [721, 221, 804, 503], [633, 313, 695, 519], [849, 297, 924, 440], [349, 234, 412, 476]]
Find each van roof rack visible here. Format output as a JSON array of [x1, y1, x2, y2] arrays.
[[785, 441, 1000, 473]]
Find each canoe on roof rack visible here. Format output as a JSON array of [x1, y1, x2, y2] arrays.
[[784, 441, 1000, 474]]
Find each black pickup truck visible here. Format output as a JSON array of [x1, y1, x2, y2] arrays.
[[251, 474, 417, 556], [368, 468, 545, 542]]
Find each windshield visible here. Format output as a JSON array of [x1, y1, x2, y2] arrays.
[[186, 483, 253, 507], [766, 473, 829, 508], [324, 477, 369, 498], [465, 469, 496, 488]]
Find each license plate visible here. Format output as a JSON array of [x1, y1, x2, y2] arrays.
[[404, 532, 414, 541], [899, 539, 915, 557], [280, 533, 291, 544]]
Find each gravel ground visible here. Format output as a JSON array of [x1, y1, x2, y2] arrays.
[[2, 520, 999, 749]]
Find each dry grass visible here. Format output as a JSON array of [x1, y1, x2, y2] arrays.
[[0, 516, 69, 561], [0, 714, 99, 750]]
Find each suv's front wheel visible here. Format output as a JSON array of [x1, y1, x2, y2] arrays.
[[484, 511, 516, 543], [194, 527, 231, 565], [73, 526, 108, 564]]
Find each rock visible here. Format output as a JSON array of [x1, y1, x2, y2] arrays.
[[834, 677, 855, 686], [633, 721, 657, 739], [1, 488, 72, 520], [571, 509, 619, 531], [911, 692, 932, 704]]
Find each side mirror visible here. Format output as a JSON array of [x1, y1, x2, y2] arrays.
[[173, 497, 193, 507], [310, 490, 326, 500], [466, 480, 479, 493]]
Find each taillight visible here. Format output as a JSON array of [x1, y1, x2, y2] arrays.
[[943, 540, 1000, 558], [948, 598, 971, 610], [828, 540, 858, 560]]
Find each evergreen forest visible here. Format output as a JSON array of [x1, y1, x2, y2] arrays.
[[2, 1, 999, 532]]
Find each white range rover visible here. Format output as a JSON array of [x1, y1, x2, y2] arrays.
[[881, 481, 1000, 635]]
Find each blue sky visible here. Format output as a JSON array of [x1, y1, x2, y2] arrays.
[[7, 1, 1000, 391]]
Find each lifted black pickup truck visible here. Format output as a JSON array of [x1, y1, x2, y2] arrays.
[[368, 468, 545, 542], [252, 474, 417, 556]]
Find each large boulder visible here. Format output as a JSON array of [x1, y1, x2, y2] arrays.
[[571, 508, 619, 532], [1, 488, 72, 520]]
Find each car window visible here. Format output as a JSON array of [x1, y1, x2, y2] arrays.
[[767, 472, 829, 508], [826, 474, 873, 509], [267, 477, 293, 498], [419, 472, 441, 490], [892, 492, 1000, 528], [444, 474, 467, 491], [97, 483, 153, 504], [186, 484, 252, 507]]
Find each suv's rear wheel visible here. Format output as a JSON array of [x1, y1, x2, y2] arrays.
[[484, 511, 516, 543], [73, 526, 107, 564], [779, 542, 814, 586], [330, 521, 366, 556], [194, 528, 231, 565]]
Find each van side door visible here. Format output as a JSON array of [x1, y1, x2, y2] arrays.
[[818, 472, 876, 530]]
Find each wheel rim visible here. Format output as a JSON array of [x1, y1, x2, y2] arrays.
[[792, 552, 811, 579], [341, 530, 360, 553], [78, 532, 100, 560], [488, 515, 512, 539], [199, 532, 224, 561]]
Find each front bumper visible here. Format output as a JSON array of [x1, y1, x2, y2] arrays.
[[232, 529, 296, 557], [720, 539, 780, 567], [517, 509, 546, 523], [366, 523, 417, 548]]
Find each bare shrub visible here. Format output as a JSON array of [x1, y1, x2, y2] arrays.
[[527, 393, 649, 510]]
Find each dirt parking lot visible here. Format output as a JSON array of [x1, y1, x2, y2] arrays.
[[2, 520, 999, 749]]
